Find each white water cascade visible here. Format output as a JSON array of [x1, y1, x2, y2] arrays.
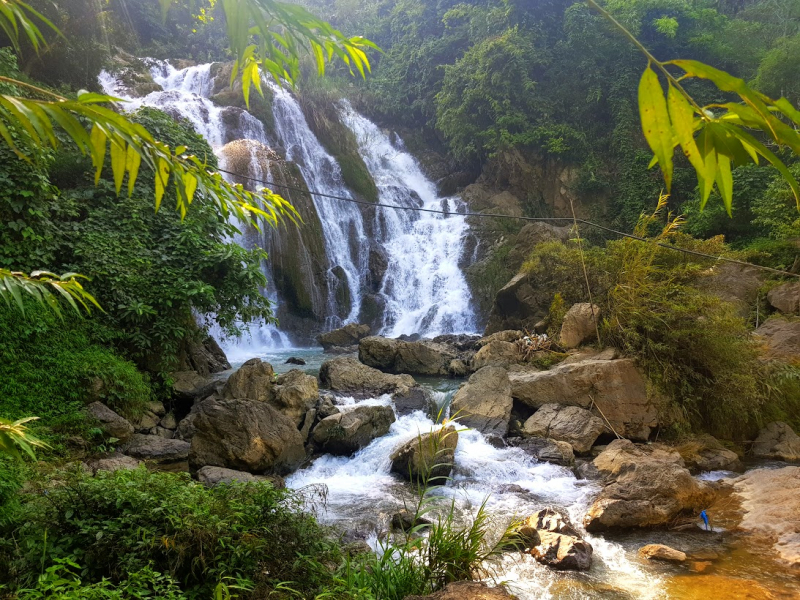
[[269, 85, 368, 328], [340, 103, 478, 337]]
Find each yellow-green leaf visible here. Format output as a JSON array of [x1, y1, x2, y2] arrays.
[[667, 84, 703, 173], [110, 140, 126, 195], [638, 65, 673, 191]]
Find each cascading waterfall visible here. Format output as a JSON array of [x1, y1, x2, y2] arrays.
[[269, 85, 367, 328], [340, 103, 478, 337]]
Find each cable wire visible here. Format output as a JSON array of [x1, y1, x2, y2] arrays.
[[215, 166, 800, 279]]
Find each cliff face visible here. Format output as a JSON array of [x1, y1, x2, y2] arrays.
[[219, 140, 334, 341]]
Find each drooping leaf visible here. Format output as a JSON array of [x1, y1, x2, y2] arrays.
[[638, 65, 673, 191]]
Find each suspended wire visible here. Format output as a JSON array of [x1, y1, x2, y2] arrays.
[[215, 166, 800, 279]]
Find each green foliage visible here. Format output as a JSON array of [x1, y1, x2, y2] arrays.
[[1, 467, 343, 598], [0, 301, 152, 423], [751, 164, 800, 240]]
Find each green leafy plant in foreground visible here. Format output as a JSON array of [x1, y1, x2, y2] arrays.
[[0, 417, 47, 460]]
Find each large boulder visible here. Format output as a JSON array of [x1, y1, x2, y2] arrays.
[[731, 466, 800, 567], [319, 356, 417, 397], [522, 404, 604, 454], [390, 425, 458, 483], [170, 370, 217, 402], [359, 336, 460, 376], [508, 358, 658, 440], [477, 330, 523, 347], [450, 366, 513, 437], [189, 398, 305, 474], [272, 369, 318, 427], [222, 358, 275, 403], [471, 340, 520, 370], [318, 323, 371, 351], [559, 303, 600, 349], [755, 317, 800, 361], [310, 404, 396, 455], [531, 531, 593, 571], [196, 465, 282, 487], [509, 437, 574, 466], [121, 434, 190, 463], [584, 439, 715, 531], [752, 422, 800, 462], [678, 435, 743, 473], [484, 273, 547, 335], [86, 402, 134, 442], [767, 281, 800, 315]]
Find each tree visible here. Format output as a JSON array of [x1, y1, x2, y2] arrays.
[[0, 0, 377, 316]]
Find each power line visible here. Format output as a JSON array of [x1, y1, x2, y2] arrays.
[[216, 166, 800, 279]]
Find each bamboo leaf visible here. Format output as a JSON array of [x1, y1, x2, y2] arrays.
[[715, 152, 733, 216], [638, 65, 673, 191], [110, 140, 126, 194], [667, 84, 703, 173]]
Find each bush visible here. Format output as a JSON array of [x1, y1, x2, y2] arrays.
[[1, 468, 343, 598]]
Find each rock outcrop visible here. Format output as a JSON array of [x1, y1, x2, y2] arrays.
[[752, 422, 800, 462], [450, 366, 513, 437], [510, 437, 575, 466], [522, 404, 605, 454], [508, 358, 658, 440], [318, 323, 371, 351], [86, 402, 134, 442], [121, 434, 190, 463], [83, 453, 141, 474], [767, 281, 800, 315], [189, 398, 305, 474], [196, 465, 283, 487], [272, 369, 318, 427], [731, 466, 800, 567], [222, 358, 275, 403], [310, 404, 395, 455], [359, 336, 463, 376], [170, 370, 217, 402], [484, 273, 548, 335], [696, 262, 764, 317], [471, 340, 520, 370], [559, 303, 600, 349], [678, 435, 743, 473], [390, 426, 458, 483], [319, 356, 417, 397], [584, 439, 715, 531], [755, 318, 800, 361]]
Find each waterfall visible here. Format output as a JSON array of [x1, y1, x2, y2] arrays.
[[269, 85, 368, 329], [339, 103, 478, 337]]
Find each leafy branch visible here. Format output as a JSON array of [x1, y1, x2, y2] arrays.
[[0, 416, 48, 460], [0, 268, 100, 317], [587, 0, 800, 215]]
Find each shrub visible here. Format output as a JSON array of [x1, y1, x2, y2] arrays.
[[1, 468, 342, 599]]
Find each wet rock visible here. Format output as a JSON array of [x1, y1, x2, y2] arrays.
[[319, 356, 417, 397], [121, 434, 190, 463], [390, 426, 458, 483], [83, 453, 141, 474], [531, 531, 593, 571], [393, 386, 437, 417], [510, 436, 574, 466], [451, 366, 513, 437], [318, 323, 371, 351], [391, 509, 431, 532], [448, 359, 469, 377], [471, 340, 520, 370], [689, 561, 713, 573], [170, 370, 216, 401], [522, 404, 604, 454], [311, 405, 395, 456], [508, 358, 658, 440], [405, 581, 517, 599], [678, 435, 743, 473], [767, 281, 800, 315], [273, 369, 318, 427], [86, 402, 134, 442], [584, 440, 715, 531], [526, 508, 581, 536], [752, 421, 800, 461], [559, 303, 600, 349], [574, 459, 602, 480], [189, 398, 305, 474], [638, 544, 687, 562], [732, 466, 800, 567], [285, 357, 306, 365], [432, 334, 482, 351], [196, 465, 282, 487], [755, 317, 800, 361], [359, 336, 460, 376], [222, 358, 275, 403]]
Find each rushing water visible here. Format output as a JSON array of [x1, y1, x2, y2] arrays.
[[340, 103, 478, 337]]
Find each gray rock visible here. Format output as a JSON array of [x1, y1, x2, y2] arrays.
[[755, 318, 800, 361], [678, 435, 743, 472], [147, 401, 166, 417], [450, 366, 513, 437], [512, 436, 575, 466], [273, 369, 318, 426], [390, 426, 458, 484], [531, 531, 593, 571], [320, 356, 417, 397], [359, 336, 460, 376], [153, 426, 174, 439], [222, 358, 275, 403], [311, 404, 396, 455], [767, 281, 800, 315], [471, 340, 520, 370], [522, 404, 605, 454], [86, 402, 134, 442], [752, 422, 800, 462], [189, 398, 305, 474], [196, 465, 283, 487], [159, 412, 178, 430], [318, 323, 371, 350], [170, 370, 216, 401], [121, 434, 190, 463], [393, 387, 437, 417], [83, 453, 141, 474], [559, 303, 600, 349]]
